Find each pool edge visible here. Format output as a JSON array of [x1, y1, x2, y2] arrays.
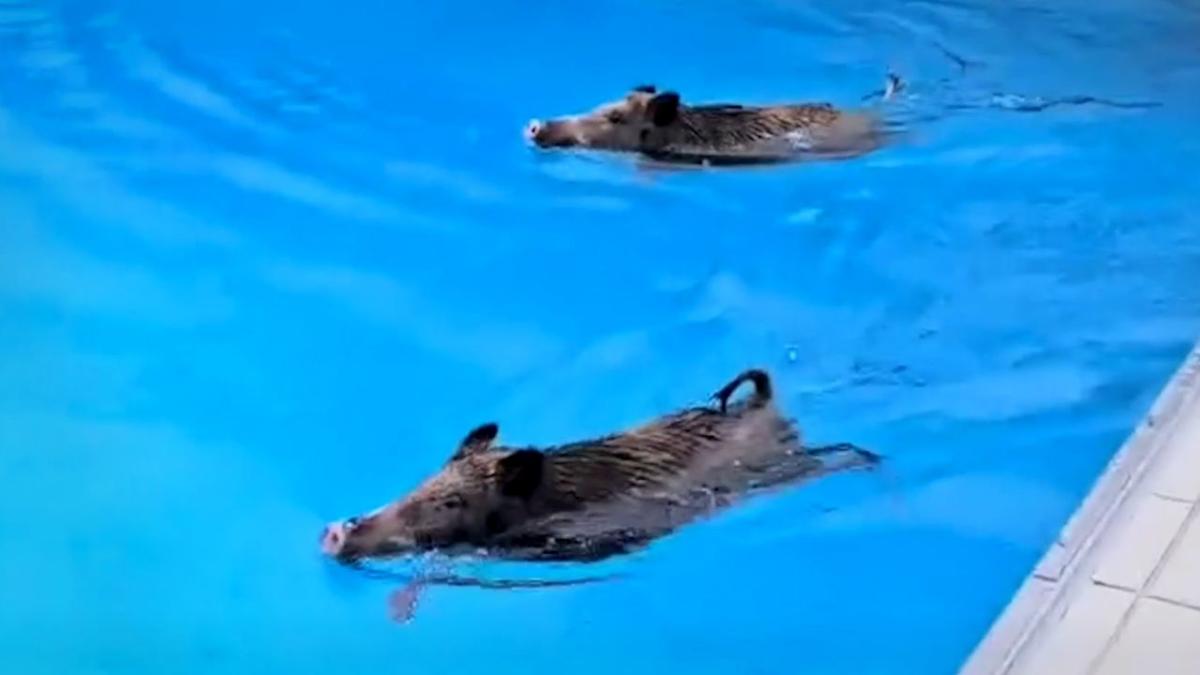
[[959, 339, 1200, 675]]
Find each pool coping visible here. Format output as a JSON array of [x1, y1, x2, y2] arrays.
[[959, 339, 1200, 675]]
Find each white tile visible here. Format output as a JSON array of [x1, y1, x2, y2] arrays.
[[960, 577, 1055, 674], [1150, 513, 1200, 608], [966, 355, 1200, 675], [1095, 597, 1200, 675], [1151, 412, 1200, 502], [1033, 539, 1069, 581], [1015, 583, 1135, 675], [1091, 496, 1191, 590]]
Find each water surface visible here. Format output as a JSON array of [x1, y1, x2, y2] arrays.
[[2, 1, 1200, 673]]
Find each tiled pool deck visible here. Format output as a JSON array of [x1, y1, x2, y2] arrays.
[[961, 343, 1200, 675]]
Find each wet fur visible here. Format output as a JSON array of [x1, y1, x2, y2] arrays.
[[643, 103, 852, 162], [329, 370, 878, 563], [528, 82, 893, 164]]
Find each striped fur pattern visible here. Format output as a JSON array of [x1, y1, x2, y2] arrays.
[[539, 399, 787, 503], [645, 103, 844, 161]]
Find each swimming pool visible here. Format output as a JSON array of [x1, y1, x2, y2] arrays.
[[2, 0, 1199, 673]]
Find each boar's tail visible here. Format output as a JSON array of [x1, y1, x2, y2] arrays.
[[713, 368, 773, 414], [882, 73, 904, 101], [860, 72, 905, 104]]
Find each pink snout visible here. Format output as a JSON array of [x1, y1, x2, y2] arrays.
[[524, 119, 544, 142], [320, 521, 350, 557], [525, 118, 578, 148]]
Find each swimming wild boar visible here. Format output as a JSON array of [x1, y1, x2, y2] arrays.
[[525, 78, 900, 165], [321, 369, 879, 564]]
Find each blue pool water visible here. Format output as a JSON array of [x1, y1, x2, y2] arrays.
[[3, 0, 1200, 673]]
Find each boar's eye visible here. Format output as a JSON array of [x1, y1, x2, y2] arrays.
[[606, 110, 626, 124], [441, 494, 467, 510]]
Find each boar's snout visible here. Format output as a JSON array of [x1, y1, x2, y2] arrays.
[[320, 521, 345, 554], [320, 520, 354, 559], [320, 513, 416, 563], [525, 118, 578, 148]]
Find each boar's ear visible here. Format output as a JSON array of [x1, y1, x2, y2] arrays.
[[450, 422, 499, 462], [647, 91, 681, 126], [497, 449, 544, 499], [632, 84, 657, 94]]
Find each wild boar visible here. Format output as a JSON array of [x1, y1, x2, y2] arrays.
[[321, 369, 878, 564], [525, 77, 900, 164]]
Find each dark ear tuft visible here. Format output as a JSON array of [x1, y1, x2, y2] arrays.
[[463, 423, 498, 446], [498, 449, 544, 499], [647, 92, 681, 126], [450, 422, 499, 462], [632, 84, 657, 94]]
